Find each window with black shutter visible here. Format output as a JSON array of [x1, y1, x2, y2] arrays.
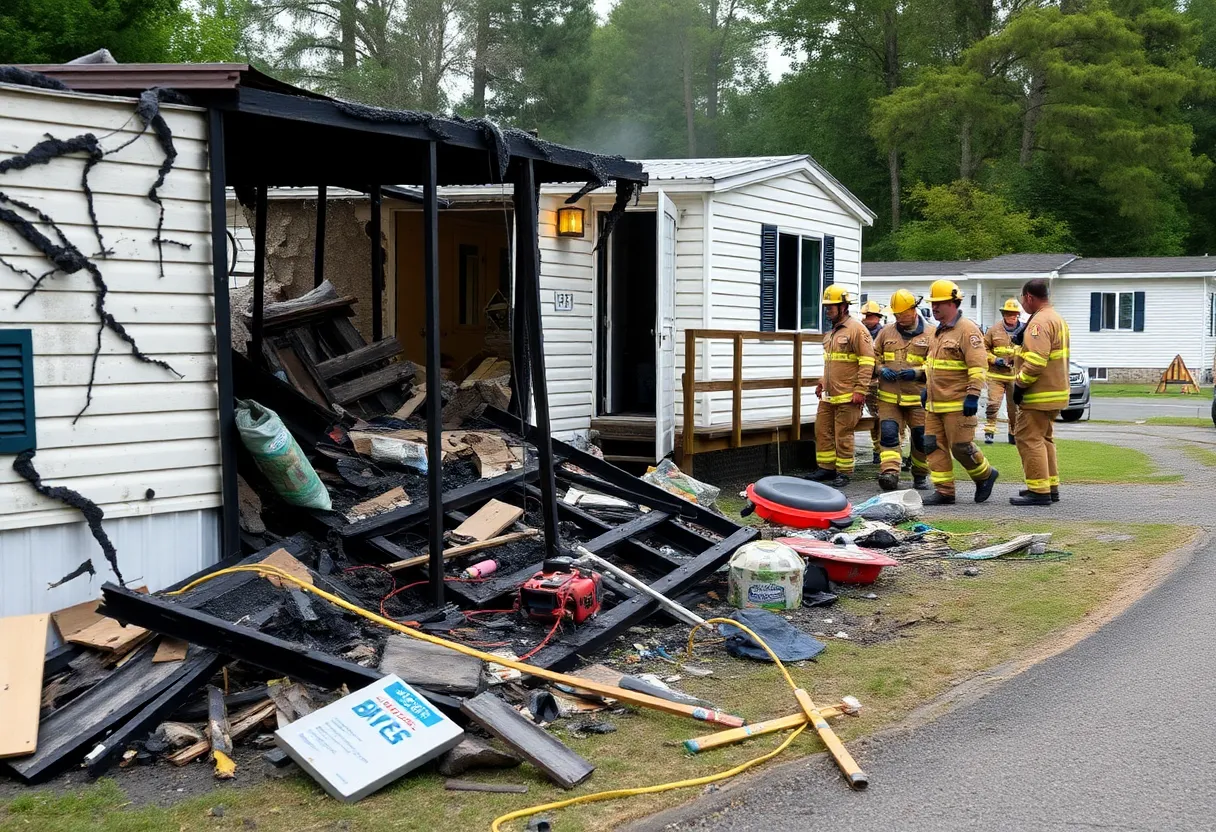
[[0, 329, 36, 454]]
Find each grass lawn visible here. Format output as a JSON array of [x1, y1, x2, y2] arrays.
[[952, 438, 1180, 484], [0, 521, 1195, 832], [1092, 417, 1213, 428], [1088, 383, 1212, 399], [1180, 444, 1216, 467]]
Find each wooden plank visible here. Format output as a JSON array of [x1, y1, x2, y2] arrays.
[[385, 530, 540, 572], [580, 511, 671, 555], [692, 377, 819, 393], [338, 465, 537, 539], [261, 295, 357, 328], [445, 779, 528, 794], [535, 486, 683, 574], [685, 328, 800, 342], [379, 635, 487, 697], [459, 357, 501, 389], [260, 547, 315, 589], [792, 332, 803, 443], [345, 486, 411, 522], [4, 645, 183, 782], [393, 388, 426, 419], [152, 637, 189, 663], [50, 586, 148, 640], [468, 433, 522, 478], [558, 468, 690, 517], [66, 617, 149, 654], [0, 614, 49, 759], [315, 338, 403, 380], [84, 648, 226, 775], [274, 341, 332, 407], [530, 526, 759, 671], [207, 685, 235, 778], [168, 699, 276, 767], [460, 693, 594, 789], [329, 361, 415, 405], [452, 499, 524, 541], [96, 585, 462, 717]]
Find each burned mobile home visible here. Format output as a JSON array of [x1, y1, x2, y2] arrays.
[[0, 63, 758, 784]]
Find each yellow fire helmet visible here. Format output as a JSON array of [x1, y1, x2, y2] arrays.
[[1001, 298, 1022, 313], [822, 284, 851, 305], [860, 300, 883, 316], [889, 288, 921, 314], [927, 279, 963, 303]]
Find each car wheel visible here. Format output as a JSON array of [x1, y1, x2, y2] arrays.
[[1211, 397, 1216, 428], [1060, 410, 1084, 423]]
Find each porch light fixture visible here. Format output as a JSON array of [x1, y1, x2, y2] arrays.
[[557, 205, 585, 237]]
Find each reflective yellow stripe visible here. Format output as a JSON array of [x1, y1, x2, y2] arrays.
[[827, 352, 859, 362], [967, 367, 986, 379], [910, 458, 930, 472], [882, 352, 896, 361], [876, 390, 900, 404], [825, 392, 854, 404], [929, 359, 967, 370], [907, 355, 925, 365], [899, 394, 922, 406], [835, 458, 855, 471], [1049, 476, 1060, 487], [857, 356, 875, 367], [927, 401, 963, 413], [816, 451, 836, 462], [989, 371, 1016, 381], [880, 451, 902, 462], [1022, 352, 1048, 367], [994, 346, 1017, 355], [1022, 390, 1070, 403], [967, 460, 991, 480], [1024, 477, 1051, 492], [1017, 372, 1038, 385], [1049, 348, 1068, 360], [930, 471, 954, 483]]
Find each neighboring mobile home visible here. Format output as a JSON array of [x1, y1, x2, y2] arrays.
[[236, 156, 876, 464], [862, 254, 1216, 383]]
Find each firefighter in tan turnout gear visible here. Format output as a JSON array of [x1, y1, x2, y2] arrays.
[[918, 280, 1000, 506], [1009, 278, 1070, 506], [807, 285, 876, 488], [860, 299, 885, 465], [874, 289, 934, 491], [984, 298, 1024, 445]]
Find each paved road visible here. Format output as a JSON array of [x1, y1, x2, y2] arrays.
[[637, 425, 1216, 832], [1090, 395, 1213, 422]]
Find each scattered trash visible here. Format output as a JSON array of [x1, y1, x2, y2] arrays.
[[728, 540, 805, 610], [952, 533, 1052, 561], [778, 538, 900, 585], [850, 490, 922, 524], [834, 632, 850, 640], [569, 721, 616, 735], [718, 609, 827, 663], [236, 400, 332, 510], [963, 567, 981, 577]]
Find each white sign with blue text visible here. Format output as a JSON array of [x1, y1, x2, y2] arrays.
[[275, 674, 463, 802]]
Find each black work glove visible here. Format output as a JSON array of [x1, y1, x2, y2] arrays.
[[899, 369, 918, 381], [963, 394, 979, 417], [920, 388, 927, 408], [1013, 386, 1025, 405]]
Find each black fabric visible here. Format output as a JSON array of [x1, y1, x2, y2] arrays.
[[752, 475, 849, 512], [923, 433, 938, 454], [720, 609, 826, 662], [911, 425, 925, 452], [0, 66, 70, 91], [880, 419, 900, 446], [801, 563, 838, 606]]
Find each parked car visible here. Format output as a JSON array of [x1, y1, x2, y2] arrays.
[[1211, 384, 1215, 428], [1061, 361, 1091, 422]]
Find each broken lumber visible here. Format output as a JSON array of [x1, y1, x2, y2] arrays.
[[379, 635, 487, 697], [268, 681, 315, 728], [345, 486, 411, 522], [260, 548, 314, 589], [330, 362, 415, 405], [452, 499, 524, 541], [315, 338, 403, 380], [0, 614, 49, 759], [438, 736, 521, 776], [67, 616, 150, 654], [384, 530, 540, 571], [169, 699, 276, 767], [460, 693, 594, 790], [468, 433, 522, 478], [445, 779, 528, 794], [393, 388, 427, 419], [207, 685, 236, 778], [152, 637, 189, 663]]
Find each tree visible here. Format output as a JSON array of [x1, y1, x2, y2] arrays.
[[891, 180, 1073, 260], [0, 0, 191, 63]]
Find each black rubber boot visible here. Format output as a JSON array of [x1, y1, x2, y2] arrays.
[[878, 472, 899, 491], [831, 474, 851, 489], [807, 468, 836, 482], [872, 452, 881, 465], [922, 491, 955, 506], [1008, 434, 1017, 445], [974, 467, 999, 504], [903, 456, 912, 471], [1010, 491, 1052, 506], [984, 433, 994, 445], [913, 474, 929, 490], [1019, 489, 1060, 502]]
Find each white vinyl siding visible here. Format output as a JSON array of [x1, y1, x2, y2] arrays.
[[704, 172, 863, 427], [0, 83, 221, 615]]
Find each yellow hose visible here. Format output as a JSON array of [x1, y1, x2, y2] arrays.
[[166, 565, 827, 830]]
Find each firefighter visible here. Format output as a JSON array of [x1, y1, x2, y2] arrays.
[[874, 289, 934, 491], [984, 298, 1024, 445], [807, 284, 876, 487], [919, 279, 1000, 506], [1009, 278, 1070, 506], [860, 300, 885, 465]]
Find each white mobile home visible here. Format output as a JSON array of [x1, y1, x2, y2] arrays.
[[241, 156, 876, 463], [862, 254, 1216, 383]]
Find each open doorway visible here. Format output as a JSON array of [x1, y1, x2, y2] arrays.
[[394, 210, 512, 371], [598, 211, 657, 416]]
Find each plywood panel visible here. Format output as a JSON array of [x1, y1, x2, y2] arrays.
[[0, 614, 50, 758]]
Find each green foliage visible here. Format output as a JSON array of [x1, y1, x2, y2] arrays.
[[0, 0, 185, 63], [891, 180, 1072, 260]]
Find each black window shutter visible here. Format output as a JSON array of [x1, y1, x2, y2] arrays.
[[1089, 292, 1102, 332], [1133, 291, 1146, 332], [821, 236, 835, 331], [0, 329, 36, 454], [759, 224, 778, 332]]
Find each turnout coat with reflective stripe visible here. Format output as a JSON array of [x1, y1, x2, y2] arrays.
[[875, 320, 935, 406], [1015, 303, 1070, 411], [924, 314, 987, 414], [984, 324, 1019, 382], [820, 315, 876, 403]]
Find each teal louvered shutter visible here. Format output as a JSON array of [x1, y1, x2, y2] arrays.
[[759, 224, 778, 331], [0, 329, 36, 453]]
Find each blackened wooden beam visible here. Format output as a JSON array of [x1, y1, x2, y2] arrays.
[[251, 183, 268, 368], [97, 585, 462, 717], [314, 184, 327, 288], [577, 510, 671, 556], [513, 159, 559, 559], [370, 183, 383, 342], [461, 692, 594, 789], [528, 525, 758, 671], [423, 145, 444, 606], [207, 108, 240, 559], [557, 468, 690, 516]]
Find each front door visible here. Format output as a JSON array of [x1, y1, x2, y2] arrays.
[[655, 192, 677, 460]]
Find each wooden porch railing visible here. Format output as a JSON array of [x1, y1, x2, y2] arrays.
[[681, 329, 821, 466]]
